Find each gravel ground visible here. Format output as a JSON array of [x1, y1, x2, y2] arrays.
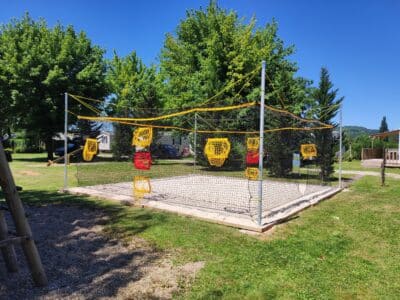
[[0, 204, 203, 299]]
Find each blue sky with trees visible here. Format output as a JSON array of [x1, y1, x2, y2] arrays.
[[1, 0, 399, 129]]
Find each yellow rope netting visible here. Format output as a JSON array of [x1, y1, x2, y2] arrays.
[[247, 137, 260, 151], [300, 144, 317, 160], [264, 104, 332, 129], [245, 167, 259, 180], [70, 61, 334, 136], [204, 138, 231, 167], [133, 176, 151, 201], [199, 65, 262, 107], [73, 101, 332, 134], [78, 102, 256, 123], [82, 138, 98, 162], [132, 127, 153, 148], [69, 94, 101, 115]]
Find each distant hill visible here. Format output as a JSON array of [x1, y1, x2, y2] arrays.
[[344, 126, 378, 139]]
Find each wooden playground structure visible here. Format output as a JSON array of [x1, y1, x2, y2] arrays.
[[361, 129, 400, 168], [0, 141, 47, 286]]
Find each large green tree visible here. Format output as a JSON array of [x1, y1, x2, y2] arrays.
[[313, 67, 343, 181], [160, 1, 312, 173], [106, 51, 162, 159], [0, 14, 107, 159]]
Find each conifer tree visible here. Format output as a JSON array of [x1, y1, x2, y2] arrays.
[[313, 68, 343, 181]]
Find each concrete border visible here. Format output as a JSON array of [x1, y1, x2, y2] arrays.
[[66, 185, 342, 232]]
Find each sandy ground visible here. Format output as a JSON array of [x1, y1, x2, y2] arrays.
[[79, 175, 332, 216], [0, 204, 203, 299]]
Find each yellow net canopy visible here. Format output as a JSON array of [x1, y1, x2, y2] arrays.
[[73, 89, 337, 223]]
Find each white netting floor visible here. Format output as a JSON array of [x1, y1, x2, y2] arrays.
[[71, 175, 334, 216]]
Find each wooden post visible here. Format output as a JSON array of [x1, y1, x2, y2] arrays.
[[381, 148, 386, 186], [0, 211, 18, 272], [0, 142, 47, 286]]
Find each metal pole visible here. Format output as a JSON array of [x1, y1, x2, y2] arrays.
[[194, 113, 198, 171], [64, 92, 68, 191], [338, 103, 343, 188], [258, 61, 266, 226]]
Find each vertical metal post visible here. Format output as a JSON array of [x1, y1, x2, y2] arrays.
[[193, 113, 198, 171], [258, 61, 266, 226], [338, 103, 343, 188], [64, 92, 68, 191]]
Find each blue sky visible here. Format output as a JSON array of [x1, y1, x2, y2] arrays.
[[1, 0, 399, 129]]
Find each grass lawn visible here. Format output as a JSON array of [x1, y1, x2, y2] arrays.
[[5, 153, 400, 298], [335, 160, 400, 174]]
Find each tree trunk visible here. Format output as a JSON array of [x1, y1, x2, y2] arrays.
[[45, 137, 54, 161]]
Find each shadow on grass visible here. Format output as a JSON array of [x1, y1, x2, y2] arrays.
[[0, 189, 166, 298], [13, 156, 48, 163]]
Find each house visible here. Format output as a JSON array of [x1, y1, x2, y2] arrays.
[[155, 132, 192, 155], [97, 131, 113, 151]]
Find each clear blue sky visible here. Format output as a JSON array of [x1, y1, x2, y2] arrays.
[[1, 0, 399, 129]]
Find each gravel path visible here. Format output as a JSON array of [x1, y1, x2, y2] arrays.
[[0, 204, 203, 299]]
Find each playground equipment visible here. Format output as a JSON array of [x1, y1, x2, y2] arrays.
[[204, 138, 231, 167], [133, 176, 151, 201], [300, 144, 317, 160], [133, 151, 152, 170], [247, 137, 260, 152], [132, 127, 153, 148], [245, 167, 259, 180], [47, 147, 83, 166], [82, 138, 98, 162], [65, 61, 342, 231], [0, 141, 47, 286]]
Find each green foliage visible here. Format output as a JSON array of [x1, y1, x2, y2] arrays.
[[160, 2, 312, 174], [106, 51, 163, 159], [313, 67, 343, 181], [351, 134, 375, 160], [344, 126, 378, 139], [161, 2, 310, 111], [13, 130, 44, 153], [0, 14, 107, 159]]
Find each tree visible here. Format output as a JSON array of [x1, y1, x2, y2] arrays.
[[0, 56, 12, 136], [313, 67, 343, 181], [379, 116, 389, 142], [106, 51, 162, 159], [160, 1, 312, 172], [379, 116, 389, 133], [0, 14, 107, 159]]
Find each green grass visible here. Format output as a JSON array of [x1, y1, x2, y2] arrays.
[[7, 153, 400, 298], [335, 160, 400, 174], [9, 153, 77, 190]]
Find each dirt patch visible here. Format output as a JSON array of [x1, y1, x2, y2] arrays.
[[18, 170, 41, 176], [0, 204, 203, 299]]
